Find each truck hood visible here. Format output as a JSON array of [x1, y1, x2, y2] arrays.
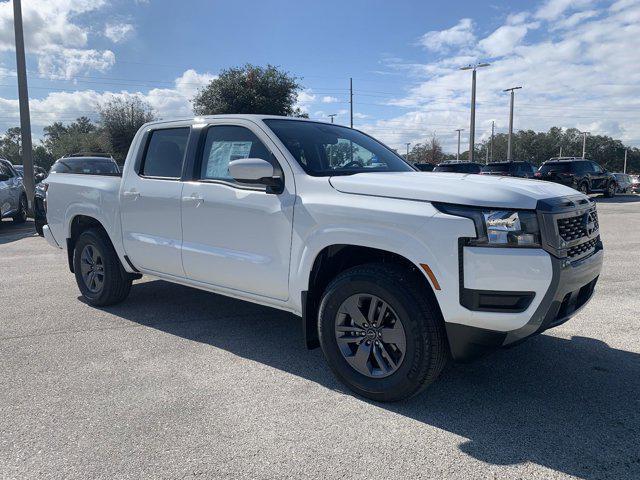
[[329, 172, 580, 210]]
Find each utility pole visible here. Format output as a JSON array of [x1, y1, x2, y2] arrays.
[[460, 63, 490, 162], [455, 128, 464, 160], [624, 148, 628, 173], [328, 114, 337, 124], [349, 77, 353, 128], [580, 131, 590, 159], [12, 0, 35, 209], [559, 146, 563, 157], [405, 142, 411, 159], [504, 86, 522, 161], [490, 121, 494, 162]]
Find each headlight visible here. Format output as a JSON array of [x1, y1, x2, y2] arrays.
[[434, 203, 541, 247]]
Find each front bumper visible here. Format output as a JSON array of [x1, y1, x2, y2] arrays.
[[445, 195, 603, 362], [447, 244, 602, 361]]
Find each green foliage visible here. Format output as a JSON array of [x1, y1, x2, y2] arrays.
[[192, 64, 308, 118], [476, 127, 638, 172], [99, 97, 156, 162], [0, 127, 22, 164], [43, 117, 110, 168], [407, 134, 446, 165]]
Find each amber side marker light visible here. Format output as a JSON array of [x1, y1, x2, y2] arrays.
[[420, 263, 441, 290]]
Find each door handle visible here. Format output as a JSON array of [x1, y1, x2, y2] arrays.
[[122, 190, 140, 199], [182, 193, 204, 207]]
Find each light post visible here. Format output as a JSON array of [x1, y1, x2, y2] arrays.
[[503, 86, 522, 161], [455, 128, 464, 160], [579, 131, 590, 159], [460, 62, 490, 162], [328, 114, 337, 124], [405, 142, 411, 159]]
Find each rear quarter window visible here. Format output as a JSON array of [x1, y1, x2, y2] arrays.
[[140, 128, 190, 178]]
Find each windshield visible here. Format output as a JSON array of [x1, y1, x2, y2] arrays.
[[50, 158, 119, 175], [539, 163, 570, 174], [482, 163, 511, 173], [263, 119, 414, 176]]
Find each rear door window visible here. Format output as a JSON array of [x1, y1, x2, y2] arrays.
[[140, 128, 190, 178]]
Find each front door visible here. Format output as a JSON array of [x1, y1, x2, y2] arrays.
[[120, 126, 190, 277], [180, 121, 295, 301]]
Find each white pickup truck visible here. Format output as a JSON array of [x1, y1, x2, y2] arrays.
[[43, 115, 603, 401]]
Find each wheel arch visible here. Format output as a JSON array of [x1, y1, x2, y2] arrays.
[[301, 244, 444, 350]]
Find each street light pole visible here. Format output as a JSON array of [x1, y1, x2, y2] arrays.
[[580, 131, 590, 159], [490, 120, 494, 162], [460, 63, 489, 162], [328, 114, 337, 124], [349, 77, 353, 128], [624, 148, 628, 174], [455, 128, 464, 160], [406, 142, 411, 159], [504, 86, 522, 161], [12, 0, 35, 209]]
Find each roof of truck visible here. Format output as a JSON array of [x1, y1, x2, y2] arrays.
[[141, 114, 334, 129]]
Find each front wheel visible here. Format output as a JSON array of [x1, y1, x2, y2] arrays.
[[12, 195, 27, 224], [605, 181, 616, 198], [73, 228, 132, 306], [318, 263, 448, 402]]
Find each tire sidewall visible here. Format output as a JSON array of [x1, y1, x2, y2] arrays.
[[318, 273, 429, 399], [13, 195, 27, 223], [73, 230, 111, 303]]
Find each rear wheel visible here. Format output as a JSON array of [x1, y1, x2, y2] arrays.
[[578, 182, 589, 195], [318, 263, 448, 402], [12, 195, 27, 224], [605, 181, 616, 198], [73, 228, 132, 306]]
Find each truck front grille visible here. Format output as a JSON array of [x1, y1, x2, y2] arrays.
[[557, 209, 599, 241], [567, 236, 599, 258]]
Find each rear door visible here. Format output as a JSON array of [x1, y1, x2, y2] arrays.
[[180, 120, 295, 300], [120, 126, 191, 277], [589, 162, 607, 190]]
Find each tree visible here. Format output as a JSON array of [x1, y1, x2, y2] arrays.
[[192, 64, 308, 117], [0, 127, 22, 164], [408, 133, 445, 165], [43, 117, 109, 166], [99, 97, 156, 162]]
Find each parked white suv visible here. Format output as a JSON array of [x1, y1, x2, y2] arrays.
[[42, 115, 603, 401], [0, 158, 27, 224]]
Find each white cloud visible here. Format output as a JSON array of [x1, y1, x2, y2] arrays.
[[321, 96, 339, 103], [0, 0, 114, 79], [479, 24, 532, 57], [418, 18, 475, 52], [104, 22, 135, 43], [362, 0, 640, 152], [534, 0, 595, 20]]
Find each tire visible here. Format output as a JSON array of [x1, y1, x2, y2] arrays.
[[318, 263, 448, 402], [12, 195, 27, 224], [605, 181, 616, 198], [73, 228, 132, 306], [578, 182, 589, 195]]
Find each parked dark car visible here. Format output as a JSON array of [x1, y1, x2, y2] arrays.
[[34, 155, 120, 236], [414, 163, 435, 172], [535, 157, 617, 197], [480, 161, 537, 178], [433, 161, 483, 173]]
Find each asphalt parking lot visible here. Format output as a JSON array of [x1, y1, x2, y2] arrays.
[[1, 196, 639, 480]]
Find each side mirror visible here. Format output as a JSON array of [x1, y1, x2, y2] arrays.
[[229, 158, 283, 192]]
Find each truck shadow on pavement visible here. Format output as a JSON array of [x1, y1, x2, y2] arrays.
[[103, 279, 640, 480]]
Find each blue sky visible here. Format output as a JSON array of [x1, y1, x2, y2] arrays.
[[0, 0, 639, 152]]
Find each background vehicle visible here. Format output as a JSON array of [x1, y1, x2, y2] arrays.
[[33, 155, 120, 236], [414, 163, 435, 172], [631, 175, 640, 193], [536, 157, 617, 197], [433, 161, 482, 173], [13, 164, 47, 183], [481, 161, 537, 178], [612, 173, 632, 193], [0, 158, 27, 225], [42, 115, 603, 401]]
